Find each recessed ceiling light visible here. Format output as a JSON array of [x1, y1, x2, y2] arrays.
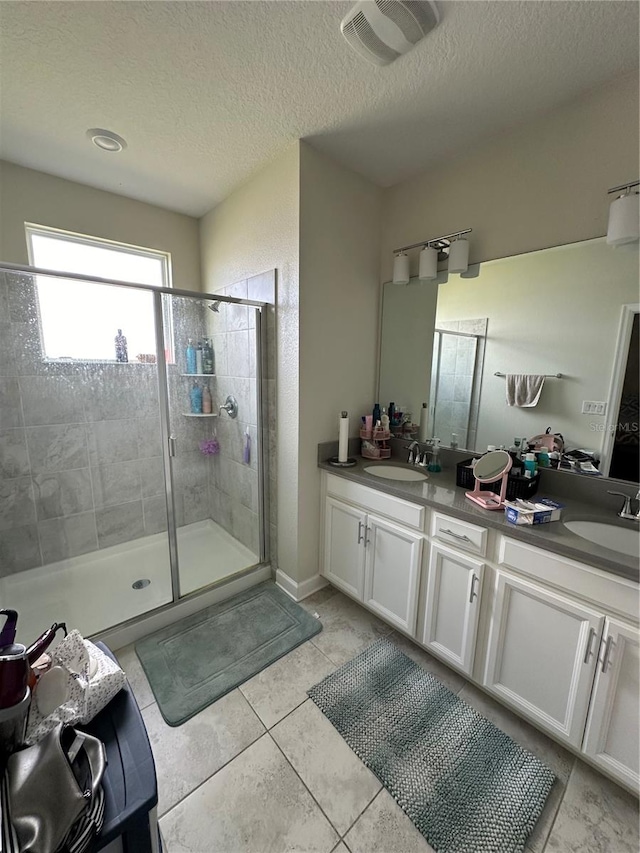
[[86, 128, 127, 152]]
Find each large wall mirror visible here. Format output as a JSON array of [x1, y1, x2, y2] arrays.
[[378, 238, 639, 483]]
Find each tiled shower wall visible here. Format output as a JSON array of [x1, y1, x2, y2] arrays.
[[205, 270, 276, 562], [0, 271, 218, 576]]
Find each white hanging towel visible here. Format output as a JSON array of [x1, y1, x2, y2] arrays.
[[505, 374, 545, 407]]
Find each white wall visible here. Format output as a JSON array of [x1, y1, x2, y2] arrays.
[[435, 239, 640, 453], [199, 142, 382, 586], [380, 73, 640, 282], [0, 161, 201, 289], [298, 143, 382, 582], [199, 144, 300, 579]]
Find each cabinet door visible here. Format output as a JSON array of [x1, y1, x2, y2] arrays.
[[363, 515, 423, 634], [323, 497, 366, 600], [483, 570, 604, 747], [422, 543, 485, 675], [582, 618, 639, 791]]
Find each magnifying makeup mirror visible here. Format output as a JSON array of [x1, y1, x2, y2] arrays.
[[465, 450, 513, 511]]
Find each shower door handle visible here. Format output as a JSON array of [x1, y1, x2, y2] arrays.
[[168, 435, 178, 457]]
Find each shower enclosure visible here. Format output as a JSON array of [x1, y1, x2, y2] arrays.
[[0, 265, 269, 643]]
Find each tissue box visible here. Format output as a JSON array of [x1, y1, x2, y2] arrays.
[[504, 498, 565, 526]]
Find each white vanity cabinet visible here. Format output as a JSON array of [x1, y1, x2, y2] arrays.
[[319, 470, 640, 793], [483, 569, 604, 747], [323, 496, 367, 599], [582, 617, 640, 790], [322, 475, 425, 634], [363, 515, 423, 633], [421, 542, 485, 676]]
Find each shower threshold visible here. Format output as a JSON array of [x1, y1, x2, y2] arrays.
[[1, 519, 259, 645]]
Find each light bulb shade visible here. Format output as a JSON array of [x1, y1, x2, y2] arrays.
[[393, 252, 410, 284], [418, 245, 438, 280], [607, 192, 639, 246], [448, 237, 469, 274]]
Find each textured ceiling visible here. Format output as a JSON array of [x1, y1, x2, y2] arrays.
[[0, 1, 637, 216]]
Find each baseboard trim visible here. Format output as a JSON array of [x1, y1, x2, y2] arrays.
[[275, 570, 328, 602]]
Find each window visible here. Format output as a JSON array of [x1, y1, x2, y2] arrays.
[[26, 224, 173, 362]]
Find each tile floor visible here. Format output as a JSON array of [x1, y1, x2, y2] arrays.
[[115, 585, 639, 853]]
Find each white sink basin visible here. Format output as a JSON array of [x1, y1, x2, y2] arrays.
[[564, 520, 639, 558], [363, 465, 428, 482]]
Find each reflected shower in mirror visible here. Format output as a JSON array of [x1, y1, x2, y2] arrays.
[[378, 238, 639, 482]]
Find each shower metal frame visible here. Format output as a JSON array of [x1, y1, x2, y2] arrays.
[[1, 262, 270, 616]]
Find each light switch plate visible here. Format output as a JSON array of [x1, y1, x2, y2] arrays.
[[582, 400, 607, 415]]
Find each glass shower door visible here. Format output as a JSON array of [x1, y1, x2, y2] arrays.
[[0, 268, 174, 643], [161, 292, 263, 597]]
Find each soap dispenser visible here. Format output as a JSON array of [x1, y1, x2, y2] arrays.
[[428, 439, 442, 472]]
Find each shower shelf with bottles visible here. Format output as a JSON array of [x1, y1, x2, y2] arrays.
[[180, 374, 217, 378]]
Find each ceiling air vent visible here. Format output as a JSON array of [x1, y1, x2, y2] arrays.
[[341, 0, 439, 67]]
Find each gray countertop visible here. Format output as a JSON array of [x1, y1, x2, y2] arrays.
[[319, 458, 639, 583]]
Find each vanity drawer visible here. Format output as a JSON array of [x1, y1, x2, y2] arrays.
[[430, 512, 488, 556], [498, 536, 639, 621], [325, 474, 425, 531]]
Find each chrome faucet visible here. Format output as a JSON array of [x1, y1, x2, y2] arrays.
[[406, 441, 421, 465], [607, 490, 640, 520]]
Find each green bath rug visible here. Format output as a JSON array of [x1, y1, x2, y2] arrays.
[[308, 638, 555, 853], [136, 581, 321, 725]]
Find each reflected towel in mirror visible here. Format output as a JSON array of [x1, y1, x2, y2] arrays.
[[506, 374, 545, 407]]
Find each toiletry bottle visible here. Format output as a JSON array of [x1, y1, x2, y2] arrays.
[[115, 329, 128, 363], [381, 407, 390, 431], [524, 452, 537, 476], [190, 381, 203, 414], [202, 384, 212, 414], [372, 403, 381, 425], [186, 338, 197, 374], [428, 439, 442, 472], [196, 342, 204, 374], [388, 402, 395, 426], [202, 338, 214, 374], [508, 438, 521, 458], [450, 433, 458, 450]]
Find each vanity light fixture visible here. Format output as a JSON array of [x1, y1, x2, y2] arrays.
[[392, 251, 410, 284], [607, 180, 639, 246], [418, 244, 438, 281], [448, 235, 470, 274], [86, 128, 128, 153], [392, 229, 472, 283]]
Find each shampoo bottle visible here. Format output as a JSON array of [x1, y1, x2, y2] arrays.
[[186, 339, 197, 374], [190, 381, 203, 414], [202, 384, 212, 414], [196, 342, 204, 375], [202, 338, 214, 374]]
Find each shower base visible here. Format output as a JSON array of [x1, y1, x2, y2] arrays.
[[1, 519, 258, 644]]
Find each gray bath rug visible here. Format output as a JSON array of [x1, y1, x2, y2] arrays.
[[308, 638, 555, 853], [136, 581, 321, 725]]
